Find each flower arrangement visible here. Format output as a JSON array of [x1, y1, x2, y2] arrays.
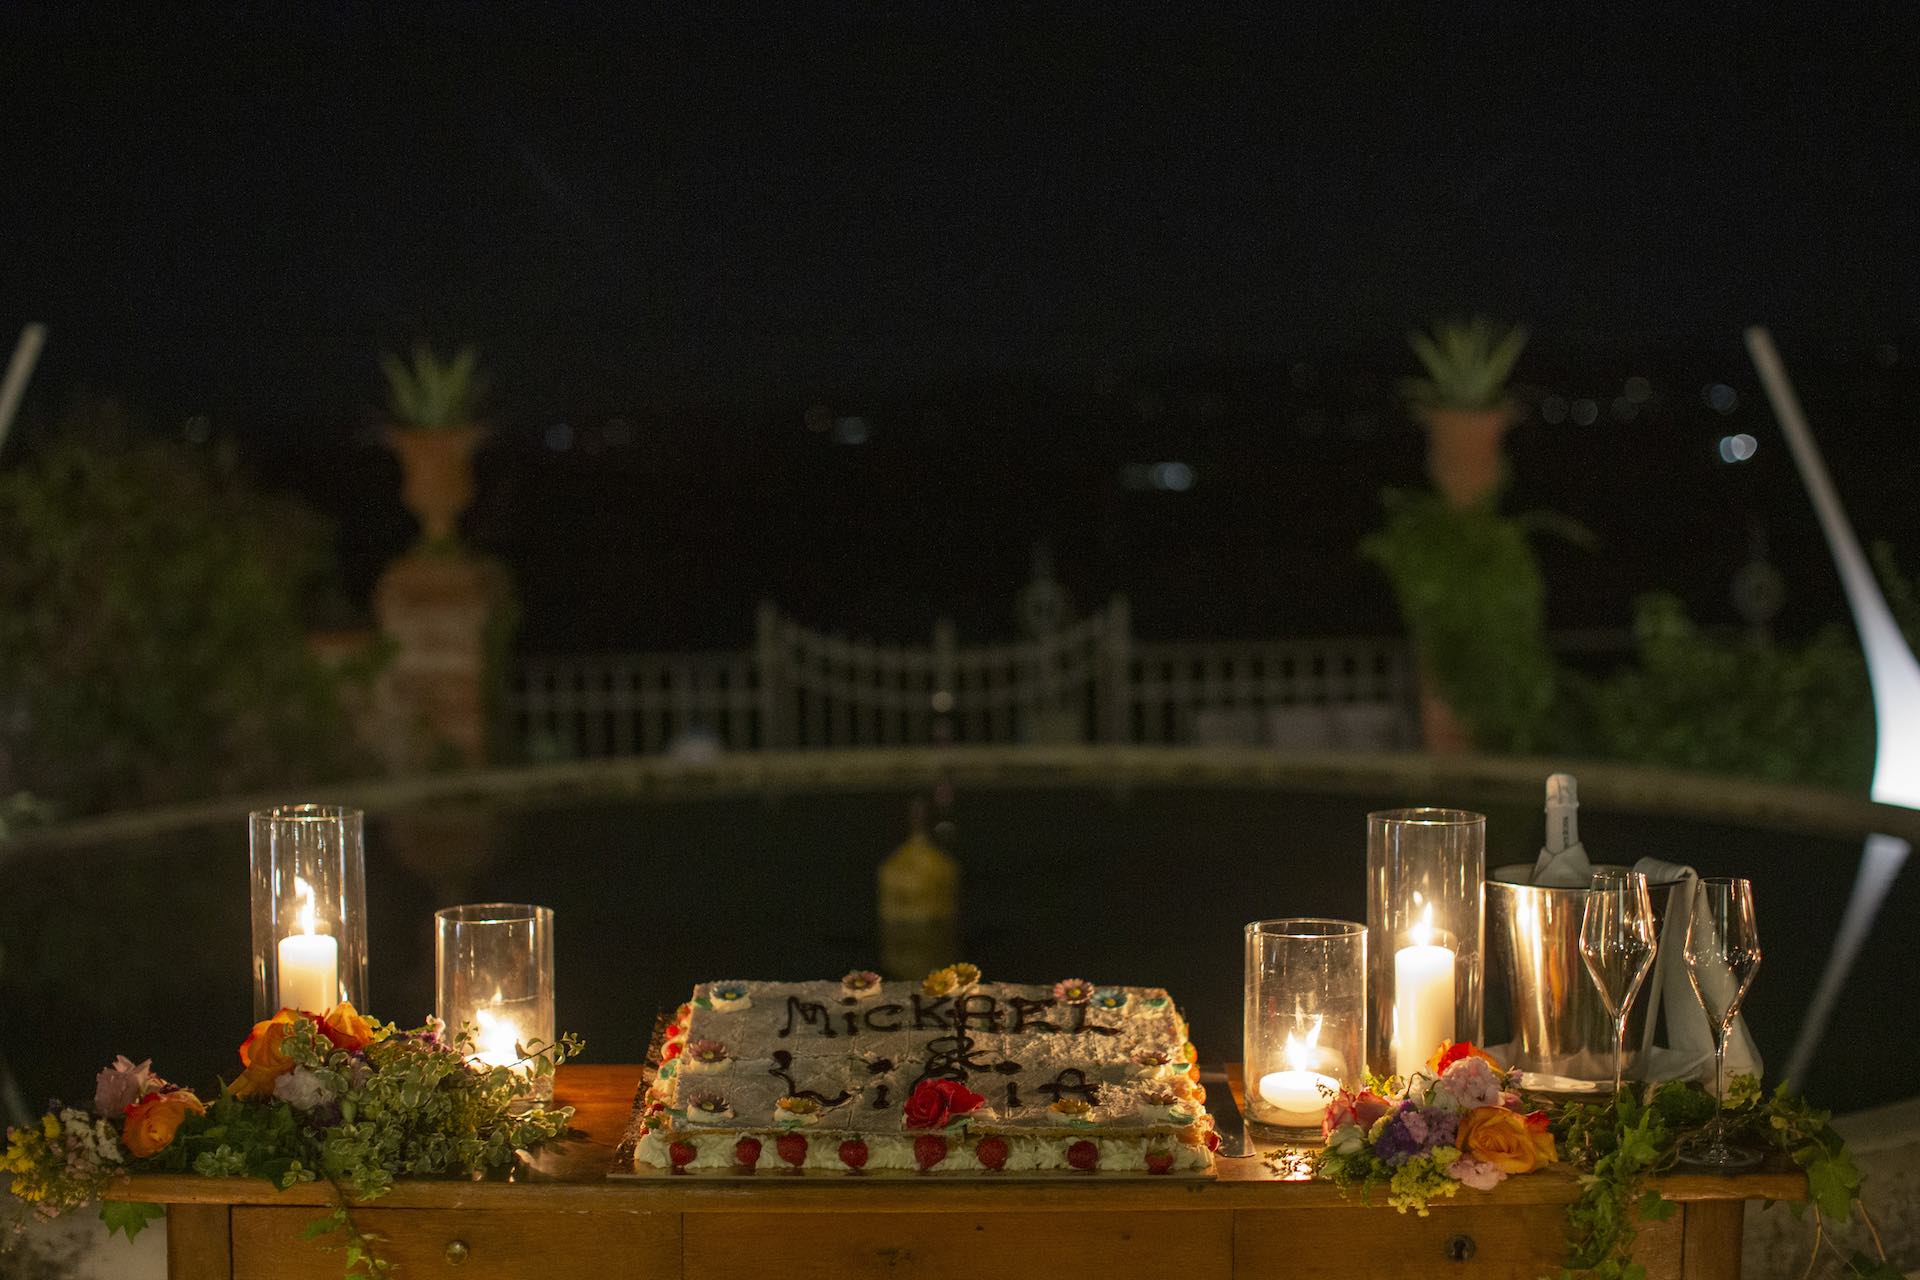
[[1290, 1040, 1890, 1280], [2, 1003, 580, 1278], [1309, 1041, 1553, 1214]]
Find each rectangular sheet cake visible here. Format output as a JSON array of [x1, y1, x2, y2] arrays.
[[630, 968, 1218, 1175]]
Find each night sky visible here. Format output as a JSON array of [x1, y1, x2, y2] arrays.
[[2, 7, 1916, 646]]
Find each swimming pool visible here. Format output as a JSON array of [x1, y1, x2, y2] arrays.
[[1, 750, 1910, 1116]]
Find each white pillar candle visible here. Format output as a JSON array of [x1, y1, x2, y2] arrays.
[[276, 876, 338, 1012], [1393, 907, 1455, 1081]]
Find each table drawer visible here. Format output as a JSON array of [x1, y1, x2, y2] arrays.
[[230, 1207, 679, 1279], [684, 1209, 1234, 1280], [1235, 1205, 1567, 1279]]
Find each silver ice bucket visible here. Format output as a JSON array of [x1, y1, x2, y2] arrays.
[[1486, 864, 1686, 1085]]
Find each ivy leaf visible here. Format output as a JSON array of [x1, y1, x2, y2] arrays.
[[1843, 1251, 1905, 1280], [1806, 1156, 1859, 1222], [100, 1200, 165, 1241], [1636, 1189, 1677, 1222]]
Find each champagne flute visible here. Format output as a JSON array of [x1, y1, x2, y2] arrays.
[[1579, 869, 1659, 1096], [1680, 877, 1763, 1169]]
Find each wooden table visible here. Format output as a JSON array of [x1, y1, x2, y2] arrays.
[[115, 1065, 1806, 1280]]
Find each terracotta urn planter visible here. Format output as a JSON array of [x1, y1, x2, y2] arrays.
[[1419, 405, 1514, 509], [1417, 677, 1473, 755], [385, 425, 484, 545]]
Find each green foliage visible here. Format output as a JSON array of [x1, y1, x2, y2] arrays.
[[98, 1199, 164, 1241], [0, 426, 355, 815], [1548, 1077, 1888, 1280], [380, 344, 487, 430], [3, 1011, 579, 1280], [1402, 317, 1529, 412], [1570, 594, 1876, 788], [1361, 489, 1562, 752]]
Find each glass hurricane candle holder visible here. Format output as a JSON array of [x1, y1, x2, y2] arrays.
[[1244, 919, 1367, 1141], [436, 903, 556, 1100], [250, 805, 369, 1020], [1366, 808, 1485, 1081]]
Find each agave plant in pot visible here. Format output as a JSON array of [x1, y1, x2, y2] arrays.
[[1401, 318, 1527, 509], [381, 344, 488, 547]]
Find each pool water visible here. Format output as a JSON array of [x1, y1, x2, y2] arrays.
[[0, 785, 1908, 1115]]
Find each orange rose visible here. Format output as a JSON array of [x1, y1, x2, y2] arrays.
[[122, 1089, 205, 1157], [1427, 1040, 1502, 1077], [1458, 1106, 1545, 1175], [318, 1002, 377, 1053], [1523, 1109, 1557, 1165], [232, 1009, 308, 1099]]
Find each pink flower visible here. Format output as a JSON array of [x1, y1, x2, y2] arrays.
[[1434, 1056, 1504, 1112], [1320, 1087, 1392, 1140], [1053, 979, 1095, 1004], [94, 1057, 165, 1118], [1447, 1156, 1507, 1191]]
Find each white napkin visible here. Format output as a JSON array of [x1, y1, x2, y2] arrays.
[[1633, 857, 1763, 1085]]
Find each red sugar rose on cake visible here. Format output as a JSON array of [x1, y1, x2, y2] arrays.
[[903, 1079, 986, 1129]]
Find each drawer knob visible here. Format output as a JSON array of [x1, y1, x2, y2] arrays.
[[445, 1239, 471, 1265], [1444, 1233, 1476, 1262]]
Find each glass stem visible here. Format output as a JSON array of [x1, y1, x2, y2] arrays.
[[1710, 1020, 1729, 1148], [1614, 1013, 1629, 1096]]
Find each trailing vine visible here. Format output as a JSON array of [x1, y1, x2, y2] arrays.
[[1545, 1076, 1895, 1280]]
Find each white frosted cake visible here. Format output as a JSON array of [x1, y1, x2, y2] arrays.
[[630, 966, 1218, 1175]]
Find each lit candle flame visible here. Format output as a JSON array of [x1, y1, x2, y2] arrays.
[[1283, 1015, 1324, 1071], [1409, 903, 1434, 947], [295, 876, 317, 936], [474, 991, 520, 1068]]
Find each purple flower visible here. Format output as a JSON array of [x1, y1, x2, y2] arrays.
[[1373, 1101, 1459, 1166], [94, 1056, 165, 1118]]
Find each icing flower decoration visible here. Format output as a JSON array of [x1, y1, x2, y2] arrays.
[[682, 1040, 732, 1073], [707, 984, 752, 1013], [921, 963, 982, 998], [1140, 995, 1170, 1011], [1137, 1082, 1181, 1108], [1134, 1083, 1194, 1125], [122, 1089, 206, 1158], [902, 1078, 987, 1130], [1052, 979, 1095, 1004], [841, 970, 883, 999], [1048, 1098, 1093, 1122], [774, 1095, 822, 1125], [686, 1092, 734, 1121], [1427, 1040, 1503, 1078], [1090, 988, 1130, 1012], [1129, 1048, 1172, 1073]]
